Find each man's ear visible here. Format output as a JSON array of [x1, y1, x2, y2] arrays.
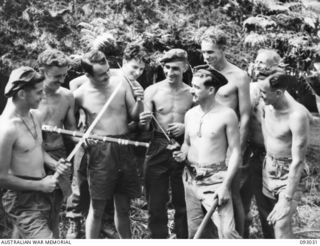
[[17, 90, 26, 99], [275, 89, 283, 96], [209, 86, 215, 95]]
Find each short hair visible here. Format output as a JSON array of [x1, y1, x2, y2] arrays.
[[37, 49, 69, 68], [200, 27, 228, 47], [256, 49, 281, 66], [123, 43, 149, 64], [269, 74, 294, 91], [81, 50, 107, 77], [193, 65, 228, 92]]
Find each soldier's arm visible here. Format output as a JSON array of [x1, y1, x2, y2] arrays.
[[238, 73, 251, 151], [285, 111, 309, 199], [64, 92, 77, 131], [223, 110, 241, 188]]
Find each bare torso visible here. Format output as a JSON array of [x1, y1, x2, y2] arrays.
[[74, 76, 131, 136], [261, 92, 309, 157], [216, 63, 245, 114], [37, 87, 74, 150], [186, 105, 232, 164], [1, 112, 45, 178], [146, 81, 193, 132]]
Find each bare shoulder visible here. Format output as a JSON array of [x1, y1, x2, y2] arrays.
[[221, 106, 238, 123], [228, 64, 250, 86], [186, 105, 198, 118], [0, 116, 18, 141], [145, 81, 165, 96], [289, 102, 310, 124], [69, 75, 87, 91], [73, 82, 86, 99]]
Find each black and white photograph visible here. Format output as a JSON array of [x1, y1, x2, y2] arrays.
[[0, 0, 320, 242]]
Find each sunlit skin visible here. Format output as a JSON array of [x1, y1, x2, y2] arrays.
[[43, 66, 68, 92], [257, 77, 310, 238]]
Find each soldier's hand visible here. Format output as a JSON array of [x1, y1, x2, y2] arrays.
[[39, 175, 57, 193], [56, 158, 71, 177], [139, 111, 153, 125], [133, 86, 144, 101], [172, 150, 186, 162], [167, 123, 185, 137]]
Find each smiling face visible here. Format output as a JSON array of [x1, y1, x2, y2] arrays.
[[122, 59, 145, 81], [43, 66, 68, 92], [163, 61, 186, 84], [253, 51, 280, 80], [201, 40, 224, 68]]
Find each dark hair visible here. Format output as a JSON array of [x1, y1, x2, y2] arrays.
[[193, 66, 228, 92], [81, 50, 107, 77], [38, 49, 69, 68], [269, 74, 294, 91], [123, 43, 149, 64], [200, 27, 228, 47]]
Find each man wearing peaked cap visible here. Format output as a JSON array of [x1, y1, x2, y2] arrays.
[[139, 48, 193, 238], [173, 66, 242, 238], [0, 66, 70, 239]]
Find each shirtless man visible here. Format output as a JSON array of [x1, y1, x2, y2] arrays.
[[173, 67, 241, 239], [139, 49, 193, 238], [65, 44, 147, 239], [200, 27, 251, 234], [36, 49, 77, 238], [73, 50, 143, 239], [258, 73, 310, 238], [241, 49, 284, 238], [0, 67, 69, 239]]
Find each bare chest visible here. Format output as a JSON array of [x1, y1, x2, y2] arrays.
[[216, 82, 238, 109], [263, 110, 291, 140], [153, 89, 192, 116], [82, 90, 127, 118], [38, 96, 70, 124]]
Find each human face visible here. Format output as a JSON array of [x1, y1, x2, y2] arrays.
[[258, 80, 278, 106], [123, 59, 145, 81], [25, 82, 44, 109], [201, 41, 224, 68], [91, 62, 110, 85], [163, 61, 186, 84], [190, 76, 212, 104], [253, 52, 278, 80], [43, 66, 68, 91]]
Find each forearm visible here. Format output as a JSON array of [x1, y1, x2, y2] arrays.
[[223, 149, 241, 188], [180, 142, 189, 157], [284, 160, 304, 198], [239, 114, 250, 151], [131, 101, 144, 122], [0, 174, 41, 191], [44, 152, 59, 171]]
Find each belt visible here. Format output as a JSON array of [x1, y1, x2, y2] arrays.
[[186, 159, 226, 180]]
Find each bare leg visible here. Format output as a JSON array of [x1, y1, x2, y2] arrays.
[[85, 199, 106, 239], [114, 193, 131, 239]]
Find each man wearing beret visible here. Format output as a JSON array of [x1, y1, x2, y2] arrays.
[[0, 67, 70, 238], [173, 67, 241, 238], [139, 49, 193, 238]]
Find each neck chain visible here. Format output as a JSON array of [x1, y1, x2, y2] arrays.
[[20, 113, 38, 141], [197, 107, 215, 138]]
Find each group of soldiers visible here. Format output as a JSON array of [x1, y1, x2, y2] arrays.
[[0, 26, 316, 239]]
